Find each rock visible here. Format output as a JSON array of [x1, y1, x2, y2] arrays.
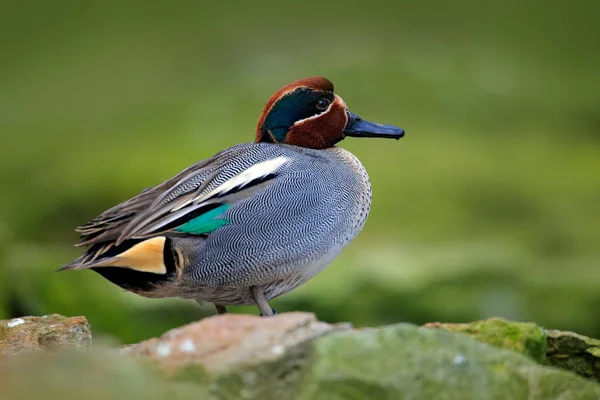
[[423, 318, 547, 363], [2, 315, 598, 400], [120, 314, 600, 399], [0, 349, 206, 400], [157, 322, 598, 399], [0, 314, 91, 356], [121, 312, 348, 373], [2, 313, 600, 399], [422, 318, 600, 382], [546, 329, 600, 381]]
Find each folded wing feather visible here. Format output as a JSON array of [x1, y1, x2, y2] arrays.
[[65, 148, 290, 273], [116, 156, 290, 244]]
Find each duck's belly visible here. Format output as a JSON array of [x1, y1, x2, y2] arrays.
[[169, 249, 344, 306], [140, 238, 361, 306]]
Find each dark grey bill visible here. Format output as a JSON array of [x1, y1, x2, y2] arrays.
[[343, 112, 404, 139]]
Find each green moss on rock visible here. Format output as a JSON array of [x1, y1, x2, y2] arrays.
[[546, 329, 600, 381], [423, 318, 547, 363], [421, 317, 600, 382], [165, 322, 600, 399], [293, 324, 600, 399]]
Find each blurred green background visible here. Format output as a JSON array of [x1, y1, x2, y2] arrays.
[[1, 0, 599, 344]]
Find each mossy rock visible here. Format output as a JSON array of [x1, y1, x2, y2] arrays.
[[546, 329, 600, 381], [173, 323, 600, 399], [423, 318, 547, 363], [296, 325, 600, 399], [422, 317, 600, 382], [2, 319, 600, 399]]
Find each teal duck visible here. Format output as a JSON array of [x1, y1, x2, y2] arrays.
[[61, 77, 404, 316]]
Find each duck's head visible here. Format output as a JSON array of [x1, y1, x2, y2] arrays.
[[256, 76, 404, 149]]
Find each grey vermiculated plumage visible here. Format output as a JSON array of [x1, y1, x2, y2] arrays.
[[69, 142, 372, 306], [175, 143, 372, 305]]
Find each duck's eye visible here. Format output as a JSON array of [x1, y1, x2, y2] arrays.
[[316, 98, 331, 111]]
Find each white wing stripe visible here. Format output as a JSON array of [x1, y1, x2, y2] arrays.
[[171, 156, 289, 212], [199, 156, 289, 202]]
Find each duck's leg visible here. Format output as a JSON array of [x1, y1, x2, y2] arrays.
[[215, 305, 228, 315], [250, 286, 275, 317], [196, 300, 227, 315]]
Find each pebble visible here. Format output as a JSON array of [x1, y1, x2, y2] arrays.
[[7, 318, 25, 328]]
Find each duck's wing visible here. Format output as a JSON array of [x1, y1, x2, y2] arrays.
[[63, 143, 290, 271]]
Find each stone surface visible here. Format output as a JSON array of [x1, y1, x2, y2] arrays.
[[422, 317, 600, 382], [121, 312, 347, 373], [423, 318, 547, 363], [546, 329, 600, 382], [2, 313, 600, 399], [0, 314, 91, 356], [289, 325, 600, 400], [0, 349, 205, 400], [167, 322, 600, 399]]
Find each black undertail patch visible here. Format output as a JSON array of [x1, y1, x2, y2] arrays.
[[91, 237, 177, 293]]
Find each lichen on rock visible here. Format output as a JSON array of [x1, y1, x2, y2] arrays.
[[0, 314, 91, 356]]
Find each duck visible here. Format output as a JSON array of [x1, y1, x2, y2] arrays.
[[60, 76, 404, 316]]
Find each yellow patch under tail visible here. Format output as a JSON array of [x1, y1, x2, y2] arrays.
[[93, 236, 167, 274]]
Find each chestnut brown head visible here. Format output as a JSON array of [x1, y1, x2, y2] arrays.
[[256, 77, 404, 149]]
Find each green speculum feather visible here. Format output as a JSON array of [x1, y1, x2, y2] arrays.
[[174, 204, 231, 234]]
